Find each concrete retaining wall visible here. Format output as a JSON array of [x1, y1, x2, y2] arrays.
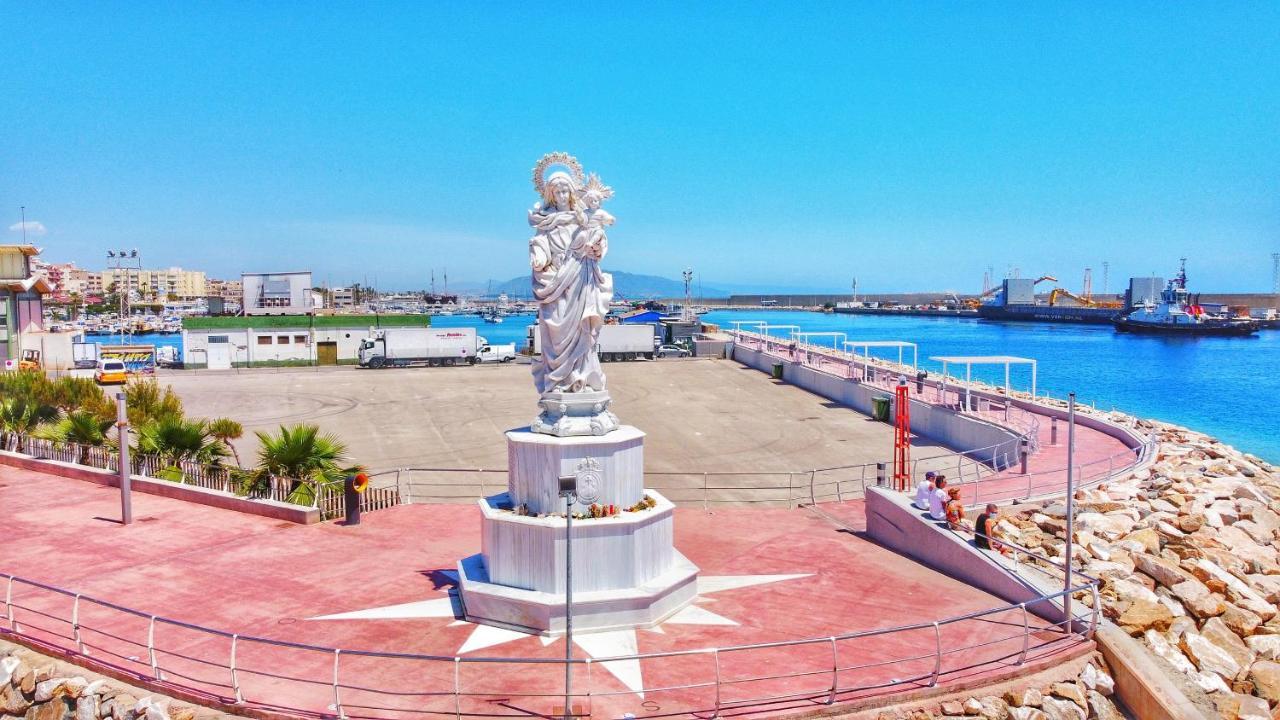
[[0, 451, 321, 524], [731, 344, 1019, 456], [864, 488, 1204, 720], [863, 486, 1074, 625]]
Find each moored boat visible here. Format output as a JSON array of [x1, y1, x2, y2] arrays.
[[1114, 261, 1258, 336]]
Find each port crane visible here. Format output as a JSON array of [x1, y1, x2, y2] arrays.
[[1047, 285, 1123, 309], [964, 274, 1058, 308]]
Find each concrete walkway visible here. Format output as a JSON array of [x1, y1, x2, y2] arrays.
[[736, 334, 1143, 511]]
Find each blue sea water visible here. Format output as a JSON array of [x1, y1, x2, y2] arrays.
[[703, 310, 1280, 462]]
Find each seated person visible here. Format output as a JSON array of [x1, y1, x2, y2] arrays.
[[914, 471, 937, 510], [929, 477, 949, 521], [974, 503, 998, 549], [945, 487, 967, 531]]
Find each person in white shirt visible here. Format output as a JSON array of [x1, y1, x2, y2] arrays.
[[914, 471, 937, 510], [928, 476, 949, 521]]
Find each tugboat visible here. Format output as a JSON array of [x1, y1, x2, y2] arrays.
[[1114, 260, 1258, 336]]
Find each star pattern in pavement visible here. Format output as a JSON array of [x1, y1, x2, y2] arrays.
[[309, 572, 811, 696]]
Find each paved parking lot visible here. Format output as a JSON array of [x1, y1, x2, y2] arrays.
[[160, 358, 943, 483]]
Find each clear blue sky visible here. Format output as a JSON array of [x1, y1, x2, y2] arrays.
[[3, 3, 1277, 293]]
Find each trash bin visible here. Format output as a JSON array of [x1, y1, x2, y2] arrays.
[[771, 362, 784, 380], [871, 395, 892, 422]]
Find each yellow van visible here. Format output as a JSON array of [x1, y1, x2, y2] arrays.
[[94, 360, 128, 385]]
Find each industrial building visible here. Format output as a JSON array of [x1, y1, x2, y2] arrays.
[[180, 315, 429, 369], [241, 271, 315, 316]]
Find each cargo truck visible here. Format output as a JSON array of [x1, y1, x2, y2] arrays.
[[359, 328, 483, 368], [526, 322, 658, 361]]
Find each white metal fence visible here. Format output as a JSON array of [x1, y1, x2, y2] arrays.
[[1, 558, 1098, 720]]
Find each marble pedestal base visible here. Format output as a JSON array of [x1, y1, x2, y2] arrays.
[[531, 390, 620, 437], [506, 425, 645, 516], [458, 491, 698, 635]]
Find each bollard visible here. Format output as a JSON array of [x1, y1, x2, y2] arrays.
[[876, 462, 886, 487], [1050, 417, 1058, 446], [344, 473, 368, 525], [1019, 438, 1030, 474]]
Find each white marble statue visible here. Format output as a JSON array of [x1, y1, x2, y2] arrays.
[[527, 152, 619, 436]]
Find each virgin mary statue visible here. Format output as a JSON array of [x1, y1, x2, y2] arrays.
[[527, 153, 618, 436]]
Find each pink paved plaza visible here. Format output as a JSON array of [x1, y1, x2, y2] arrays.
[[1, 466, 1088, 719]]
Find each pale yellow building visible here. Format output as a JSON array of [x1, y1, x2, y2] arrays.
[[101, 267, 208, 300]]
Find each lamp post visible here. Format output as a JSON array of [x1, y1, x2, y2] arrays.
[[116, 392, 132, 525], [1063, 392, 1077, 630], [558, 464, 600, 720], [557, 475, 579, 719]]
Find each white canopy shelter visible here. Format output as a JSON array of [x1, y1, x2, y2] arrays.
[[843, 341, 919, 369], [730, 320, 768, 333], [793, 331, 847, 349], [759, 324, 801, 338], [929, 355, 1037, 407]]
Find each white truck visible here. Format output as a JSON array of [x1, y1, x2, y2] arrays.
[[526, 322, 658, 361], [357, 328, 473, 368]]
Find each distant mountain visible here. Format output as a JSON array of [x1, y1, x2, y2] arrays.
[[491, 271, 726, 300]]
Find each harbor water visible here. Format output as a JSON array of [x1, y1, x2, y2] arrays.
[[704, 310, 1280, 463]]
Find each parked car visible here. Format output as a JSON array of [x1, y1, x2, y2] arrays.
[[94, 360, 128, 385], [655, 345, 690, 358]]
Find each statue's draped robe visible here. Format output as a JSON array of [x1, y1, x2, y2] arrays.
[[529, 207, 614, 395]]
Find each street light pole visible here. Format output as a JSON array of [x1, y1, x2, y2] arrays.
[[557, 474, 578, 720], [116, 392, 132, 525], [1063, 392, 1076, 630]]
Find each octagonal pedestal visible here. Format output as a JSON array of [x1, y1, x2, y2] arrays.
[[458, 490, 699, 635], [459, 425, 699, 635], [506, 425, 645, 516]]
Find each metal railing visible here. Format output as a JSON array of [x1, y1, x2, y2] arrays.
[[364, 433, 1026, 511], [734, 331, 1043, 451], [0, 568, 1098, 720], [953, 435, 1158, 510]]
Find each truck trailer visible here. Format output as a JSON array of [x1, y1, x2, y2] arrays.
[[526, 322, 658, 361], [359, 328, 475, 368]]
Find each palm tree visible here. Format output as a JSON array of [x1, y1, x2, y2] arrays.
[[0, 398, 60, 453], [241, 424, 360, 506], [135, 417, 228, 481], [37, 409, 115, 465], [207, 417, 245, 467]]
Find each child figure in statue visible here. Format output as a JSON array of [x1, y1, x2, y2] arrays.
[[575, 173, 614, 261]]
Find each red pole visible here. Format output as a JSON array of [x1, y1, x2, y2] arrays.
[[893, 378, 912, 491]]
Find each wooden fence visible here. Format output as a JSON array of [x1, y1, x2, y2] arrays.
[[317, 484, 401, 521], [3, 431, 398, 520]]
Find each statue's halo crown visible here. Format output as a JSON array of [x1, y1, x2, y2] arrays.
[[532, 152, 586, 198]]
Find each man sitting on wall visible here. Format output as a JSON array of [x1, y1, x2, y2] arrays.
[[914, 471, 937, 511]]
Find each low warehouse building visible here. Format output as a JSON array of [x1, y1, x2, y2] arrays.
[[181, 315, 431, 369]]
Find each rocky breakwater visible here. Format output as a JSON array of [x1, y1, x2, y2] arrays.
[[0, 643, 241, 720], [993, 420, 1280, 720], [871, 656, 1125, 719]]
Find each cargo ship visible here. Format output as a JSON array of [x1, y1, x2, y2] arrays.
[[1114, 262, 1258, 336], [977, 277, 1120, 325]]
